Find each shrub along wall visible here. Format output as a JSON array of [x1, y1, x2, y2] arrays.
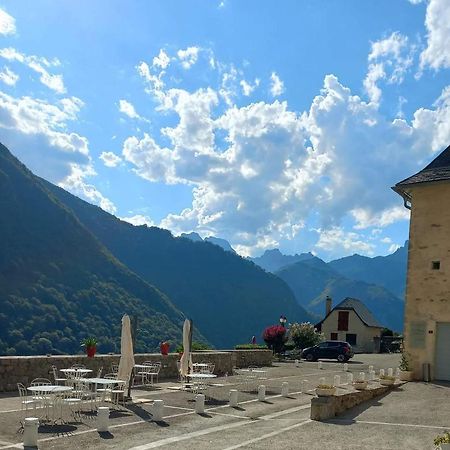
[[0, 349, 272, 392]]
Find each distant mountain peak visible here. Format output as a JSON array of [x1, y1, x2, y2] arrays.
[[179, 231, 203, 242], [250, 248, 315, 273]]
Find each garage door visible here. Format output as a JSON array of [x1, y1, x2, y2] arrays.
[[435, 322, 450, 380]]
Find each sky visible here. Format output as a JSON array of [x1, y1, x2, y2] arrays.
[[0, 0, 449, 260]]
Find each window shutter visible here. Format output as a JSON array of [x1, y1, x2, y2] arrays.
[[338, 311, 349, 331]]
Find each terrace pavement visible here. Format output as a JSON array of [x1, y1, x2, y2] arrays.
[[1, 354, 448, 449]]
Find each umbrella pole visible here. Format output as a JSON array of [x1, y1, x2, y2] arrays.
[[126, 315, 138, 400]]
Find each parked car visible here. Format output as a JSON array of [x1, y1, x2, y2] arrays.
[[301, 341, 354, 362]]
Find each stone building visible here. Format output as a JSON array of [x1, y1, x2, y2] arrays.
[[316, 297, 383, 353], [393, 144, 450, 380]]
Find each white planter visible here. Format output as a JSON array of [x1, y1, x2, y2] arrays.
[[353, 381, 368, 390], [380, 378, 395, 386], [315, 387, 336, 397], [399, 370, 413, 381]]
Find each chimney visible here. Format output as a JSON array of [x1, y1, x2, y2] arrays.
[[325, 296, 332, 316]]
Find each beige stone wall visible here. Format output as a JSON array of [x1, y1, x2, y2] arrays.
[[0, 349, 273, 392], [321, 310, 381, 353], [403, 182, 450, 380]]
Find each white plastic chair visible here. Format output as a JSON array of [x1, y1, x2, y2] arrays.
[[51, 366, 67, 385], [17, 383, 40, 426]]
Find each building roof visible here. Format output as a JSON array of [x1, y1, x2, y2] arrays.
[[316, 297, 382, 329], [393, 144, 450, 197]]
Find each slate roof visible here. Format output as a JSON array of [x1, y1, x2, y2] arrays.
[[393, 144, 450, 196], [316, 297, 382, 329]]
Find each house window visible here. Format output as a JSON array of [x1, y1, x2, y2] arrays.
[[346, 333, 357, 346], [432, 261, 440, 270], [330, 333, 338, 340], [337, 311, 349, 331]]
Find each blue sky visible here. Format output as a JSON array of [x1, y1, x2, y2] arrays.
[[0, 0, 449, 260]]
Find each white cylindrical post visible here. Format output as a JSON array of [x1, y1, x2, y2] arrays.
[[369, 365, 374, 372], [369, 370, 375, 381], [258, 385, 266, 401], [359, 372, 365, 382], [295, 359, 299, 367], [379, 369, 385, 378], [387, 368, 393, 377], [152, 400, 164, 422], [318, 361, 323, 370], [195, 394, 205, 414], [334, 375, 341, 387], [97, 407, 109, 432], [229, 389, 238, 407], [23, 417, 39, 447], [301, 380, 308, 393], [347, 372, 353, 383], [343, 363, 348, 372], [281, 382, 289, 397], [395, 368, 400, 378], [319, 377, 325, 385]]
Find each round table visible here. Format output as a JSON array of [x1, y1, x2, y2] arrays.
[[27, 385, 73, 423], [187, 373, 217, 379], [60, 368, 92, 375]]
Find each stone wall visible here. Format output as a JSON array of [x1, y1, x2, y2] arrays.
[[310, 382, 405, 421], [0, 349, 272, 392]]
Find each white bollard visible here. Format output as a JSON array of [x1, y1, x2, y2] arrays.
[[319, 377, 325, 385], [23, 417, 39, 447], [281, 382, 289, 397], [379, 369, 385, 378], [387, 368, 393, 377], [301, 380, 308, 393], [395, 368, 400, 378], [152, 400, 164, 422], [318, 361, 323, 370], [369, 365, 374, 372], [359, 372, 365, 382], [369, 370, 375, 381], [195, 394, 205, 414], [258, 385, 266, 401], [229, 389, 239, 407], [295, 359, 300, 367], [97, 407, 109, 432], [334, 375, 341, 387], [343, 363, 348, 372], [347, 372, 353, 383]]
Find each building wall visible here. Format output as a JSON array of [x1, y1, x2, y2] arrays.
[[321, 309, 381, 353], [404, 182, 450, 380]]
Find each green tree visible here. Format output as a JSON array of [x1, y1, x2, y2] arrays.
[[290, 322, 323, 349]]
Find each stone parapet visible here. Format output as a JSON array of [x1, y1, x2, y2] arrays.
[[0, 349, 272, 392]]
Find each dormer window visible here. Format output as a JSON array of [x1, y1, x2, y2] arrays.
[[432, 261, 440, 270]]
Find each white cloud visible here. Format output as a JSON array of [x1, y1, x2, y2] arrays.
[[364, 32, 413, 104], [270, 72, 284, 97], [0, 47, 65, 93], [152, 49, 170, 69], [121, 214, 154, 226], [351, 206, 410, 230], [380, 237, 392, 244], [420, 0, 450, 70], [118, 99, 149, 122], [177, 46, 200, 69], [315, 227, 375, 256], [240, 78, 260, 96], [0, 66, 18, 86], [99, 151, 122, 167], [388, 243, 401, 253], [0, 7, 16, 36]]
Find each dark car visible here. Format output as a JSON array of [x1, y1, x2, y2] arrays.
[[301, 340, 354, 362]]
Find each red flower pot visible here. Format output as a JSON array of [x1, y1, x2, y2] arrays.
[[86, 346, 96, 358], [160, 342, 170, 356]]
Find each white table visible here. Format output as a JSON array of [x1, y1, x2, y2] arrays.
[[27, 385, 73, 422], [193, 363, 209, 368], [134, 365, 159, 386], [60, 368, 92, 378], [187, 373, 217, 379]]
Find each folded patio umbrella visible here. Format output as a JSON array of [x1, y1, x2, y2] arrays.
[[117, 314, 135, 387], [179, 318, 193, 377]]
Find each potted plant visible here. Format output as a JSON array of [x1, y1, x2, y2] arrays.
[[379, 375, 395, 386], [399, 351, 413, 381], [315, 384, 336, 397], [160, 341, 170, 356], [353, 380, 368, 390], [434, 431, 450, 449], [81, 337, 97, 358]]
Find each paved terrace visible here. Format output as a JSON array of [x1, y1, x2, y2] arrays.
[[1, 354, 449, 449]]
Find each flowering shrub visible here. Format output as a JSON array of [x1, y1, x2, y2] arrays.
[[290, 322, 323, 349], [262, 325, 287, 354]]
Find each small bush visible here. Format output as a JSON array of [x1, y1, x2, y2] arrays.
[[175, 341, 212, 353], [290, 322, 323, 349], [262, 325, 287, 354]]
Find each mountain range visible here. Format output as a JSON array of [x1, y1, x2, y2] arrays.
[[0, 143, 311, 354]]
